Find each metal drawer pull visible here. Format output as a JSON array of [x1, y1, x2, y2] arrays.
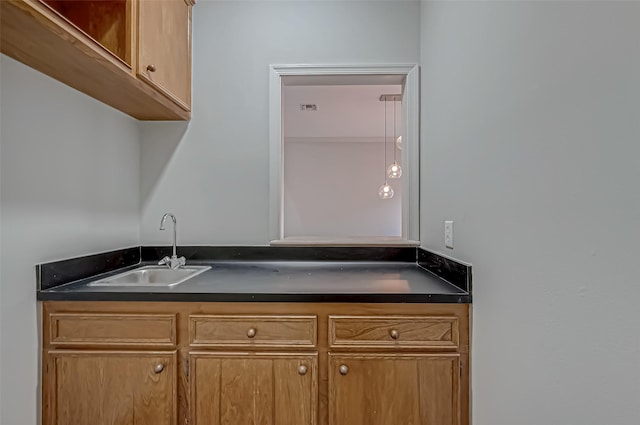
[[339, 365, 349, 375], [390, 329, 400, 339], [154, 363, 164, 374], [147, 64, 157, 72], [298, 365, 308, 376], [247, 328, 257, 338]]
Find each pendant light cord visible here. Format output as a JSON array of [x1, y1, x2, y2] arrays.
[[393, 99, 397, 163], [383, 98, 387, 183]]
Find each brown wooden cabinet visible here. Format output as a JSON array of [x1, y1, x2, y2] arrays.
[[137, 0, 192, 111], [190, 352, 318, 425], [188, 314, 319, 424], [41, 302, 469, 425], [0, 0, 194, 120], [45, 351, 176, 425], [326, 314, 462, 425], [329, 353, 460, 425]]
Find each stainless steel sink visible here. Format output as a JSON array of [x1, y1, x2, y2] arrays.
[[87, 265, 211, 287]]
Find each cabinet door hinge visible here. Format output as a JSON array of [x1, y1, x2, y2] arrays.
[[459, 362, 462, 378], [185, 358, 190, 381]]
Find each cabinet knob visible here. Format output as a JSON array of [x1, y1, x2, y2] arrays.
[[147, 64, 157, 72], [247, 328, 257, 338], [154, 363, 164, 374], [339, 365, 349, 376], [390, 329, 400, 339], [298, 365, 308, 376]]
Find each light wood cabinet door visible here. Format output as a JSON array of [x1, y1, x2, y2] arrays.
[[137, 0, 192, 110], [45, 350, 176, 425], [190, 352, 318, 425], [329, 353, 460, 425]]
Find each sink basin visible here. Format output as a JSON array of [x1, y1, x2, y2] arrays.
[[87, 265, 211, 287]]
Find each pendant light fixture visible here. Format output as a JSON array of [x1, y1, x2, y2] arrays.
[[387, 98, 402, 179], [378, 96, 393, 199], [396, 135, 403, 151]]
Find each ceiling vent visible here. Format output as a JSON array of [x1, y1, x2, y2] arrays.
[[300, 104, 317, 111]]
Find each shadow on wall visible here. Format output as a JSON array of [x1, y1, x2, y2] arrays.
[[139, 121, 188, 208]]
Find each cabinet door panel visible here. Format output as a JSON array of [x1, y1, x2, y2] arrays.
[[190, 352, 318, 425], [329, 353, 459, 425], [137, 0, 191, 110], [220, 358, 273, 424], [47, 350, 176, 425]]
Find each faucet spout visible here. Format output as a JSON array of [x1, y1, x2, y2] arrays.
[[159, 213, 185, 269], [160, 213, 177, 257]]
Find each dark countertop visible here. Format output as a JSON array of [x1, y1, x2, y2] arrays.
[[37, 260, 471, 303]]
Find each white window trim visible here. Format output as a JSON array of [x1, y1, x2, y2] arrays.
[[269, 63, 420, 245]]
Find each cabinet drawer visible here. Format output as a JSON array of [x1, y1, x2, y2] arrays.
[[190, 315, 317, 348], [329, 316, 459, 349], [49, 313, 177, 348]]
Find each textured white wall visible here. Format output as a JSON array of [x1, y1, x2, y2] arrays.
[[140, 0, 420, 245], [0, 55, 141, 425], [419, 1, 640, 424]]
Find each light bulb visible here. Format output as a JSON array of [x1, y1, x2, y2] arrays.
[[395, 136, 402, 150], [387, 161, 402, 179], [378, 183, 394, 199]]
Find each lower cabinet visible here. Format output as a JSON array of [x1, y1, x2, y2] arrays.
[[328, 353, 460, 425], [41, 302, 469, 425], [190, 352, 318, 425], [45, 351, 176, 425]]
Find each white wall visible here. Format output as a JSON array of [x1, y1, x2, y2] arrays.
[[284, 85, 402, 139], [0, 55, 141, 425], [284, 141, 403, 237], [419, 2, 640, 424], [140, 0, 420, 245]]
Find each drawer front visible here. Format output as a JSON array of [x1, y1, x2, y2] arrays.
[[329, 316, 459, 349], [49, 313, 177, 348], [190, 315, 317, 348]]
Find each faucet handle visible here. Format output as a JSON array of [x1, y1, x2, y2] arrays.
[[159, 256, 186, 269], [160, 255, 186, 270]]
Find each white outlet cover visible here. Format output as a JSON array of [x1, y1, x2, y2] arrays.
[[444, 220, 453, 249]]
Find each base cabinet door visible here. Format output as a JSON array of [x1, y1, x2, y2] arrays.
[[329, 353, 460, 425], [190, 352, 318, 425], [45, 350, 176, 425]]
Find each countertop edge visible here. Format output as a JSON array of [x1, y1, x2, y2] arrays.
[[37, 291, 471, 303]]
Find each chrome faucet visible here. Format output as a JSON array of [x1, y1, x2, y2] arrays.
[[158, 213, 186, 269]]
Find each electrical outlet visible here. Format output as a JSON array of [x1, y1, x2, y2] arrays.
[[444, 221, 454, 249]]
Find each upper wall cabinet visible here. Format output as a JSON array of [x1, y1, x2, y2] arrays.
[[137, 0, 192, 110], [0, 0, 194, 120]]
